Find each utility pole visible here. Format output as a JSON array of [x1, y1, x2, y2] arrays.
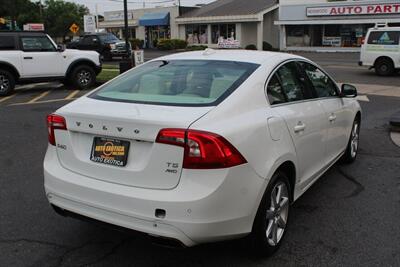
[[95, 3, 99, 32], [123, 0, 130, 58]]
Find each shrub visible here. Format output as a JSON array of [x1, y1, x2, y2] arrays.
[[157, 39, 188, 50], [245, 44, 257, 50], [262, 41, 279, 51], [186, 45, 208, 51], [130, 38, 144, 49]]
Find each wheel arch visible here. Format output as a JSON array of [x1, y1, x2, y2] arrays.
[[66, 59, 97, 78], [273, 161, 296, 202], [373, 56, 395, 68], [0, 61, 20, 81]]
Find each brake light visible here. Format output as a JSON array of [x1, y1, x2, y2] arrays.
[[156, 129, 247, 169], [361, 37, 365, 45], [47, 114, 67, 146]]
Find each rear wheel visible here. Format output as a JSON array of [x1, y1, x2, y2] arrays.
[[341, 118, 360, 164], [0, 69, 15, 96], [375, 58, 395, 76], [70, 65, 96, 90], [249, 172, 290, 256]]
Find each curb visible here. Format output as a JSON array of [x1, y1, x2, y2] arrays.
[[389, 111, 400, 129]]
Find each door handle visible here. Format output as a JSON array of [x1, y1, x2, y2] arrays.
[[294, 122, 306, 133], [23, 57, 33, 60], [329, 114, 337, 122]]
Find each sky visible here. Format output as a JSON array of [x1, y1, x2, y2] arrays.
[[63, 0, 215, 15]]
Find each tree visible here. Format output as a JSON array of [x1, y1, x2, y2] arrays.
[[44, 0, 89, 39], [0, 0, 42, 30]]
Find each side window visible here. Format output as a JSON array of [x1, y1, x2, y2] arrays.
[[300, 62, 338, 98], [367, 31, 400, 45], [0, 36, 16, 50], [276, 62, 306, 102], [267, 74, 286, 105], [21, 36, 55, 52]]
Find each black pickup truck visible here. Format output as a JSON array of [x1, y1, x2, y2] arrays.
[[67, 33, 131, 60]]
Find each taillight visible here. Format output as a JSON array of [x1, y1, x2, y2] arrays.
[[361, 37, 365, 45], [156, 129, 247, 169], [47, 114, 67, 146]]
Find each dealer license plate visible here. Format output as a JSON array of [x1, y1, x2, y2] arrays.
[[90, 137, 130, 167]]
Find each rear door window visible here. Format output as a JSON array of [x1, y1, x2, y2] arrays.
[[0, 36, 16, 50], [367, 31, 400, 45], [91, 60, 259, 106], [275, 62, 310, 102], [267, 74, 287, 105], [298, 62, 338, 98]]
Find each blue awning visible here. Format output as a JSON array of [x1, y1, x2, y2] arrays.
[[139, 12, 170, 26]]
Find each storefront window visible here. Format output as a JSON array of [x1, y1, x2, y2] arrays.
[[286, 24, 374, 48], [211, 24, 236, 44], [186, 24, 208, 44]]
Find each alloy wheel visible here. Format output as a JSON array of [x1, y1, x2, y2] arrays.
[[265, 181, 289, 246], [77, 70, 91, 86], [350, 121, 360, 158], [0, 74, 10, 93]]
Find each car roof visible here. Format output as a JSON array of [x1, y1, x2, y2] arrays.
[[369, 27, 400, 31], [156, 49, 305, 65]]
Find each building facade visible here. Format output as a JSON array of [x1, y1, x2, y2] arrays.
[[99, 6, 183, 48], [276, 0, 400, 52], [176, 0, 280, 50], [99, 0, 280, 51]]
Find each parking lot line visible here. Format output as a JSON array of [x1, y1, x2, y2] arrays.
[[65, 90, 80, 100], [0, 94, 16, 103], [27, 90, 51, 104], [9, 98, 77, 106]]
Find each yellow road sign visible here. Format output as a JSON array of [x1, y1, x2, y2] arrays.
[[0, 18, 6, 24], [69, 23, 79, 34]]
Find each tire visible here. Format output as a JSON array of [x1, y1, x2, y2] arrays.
[[70, 65, 96, 90], [248, 172, 291, 256], [375, 58, 395, 76], [341, 117, 360, 164], [0, 69, 15, 96]]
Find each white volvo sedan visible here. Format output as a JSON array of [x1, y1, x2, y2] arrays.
[[44, 50, 361, 255]]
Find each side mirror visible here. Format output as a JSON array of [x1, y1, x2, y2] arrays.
[[57, 44, 66, 52], [341, 84, 357, 98]]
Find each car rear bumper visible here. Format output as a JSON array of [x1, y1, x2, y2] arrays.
[[43, 146, 265, 246]]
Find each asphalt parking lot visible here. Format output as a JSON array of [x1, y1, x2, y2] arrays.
[[1, 51, 399, 267]]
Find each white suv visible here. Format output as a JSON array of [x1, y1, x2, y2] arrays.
[[0, 31, 102, 96], [359, 26, 400, 76]]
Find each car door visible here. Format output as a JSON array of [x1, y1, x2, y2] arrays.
[[78, 35, 101, 53], [298, 61, 348, 164], [20, 35, 63, 77], [266, 61, 327, 189]]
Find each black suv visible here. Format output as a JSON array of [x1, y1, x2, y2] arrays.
[[67, 33, 131, 61]]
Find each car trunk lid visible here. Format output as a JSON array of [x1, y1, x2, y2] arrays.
[[54, 97, 212, 189]]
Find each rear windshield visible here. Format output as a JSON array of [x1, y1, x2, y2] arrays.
[[90, 60, 259, 106], [367, 31, 400, 45]]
